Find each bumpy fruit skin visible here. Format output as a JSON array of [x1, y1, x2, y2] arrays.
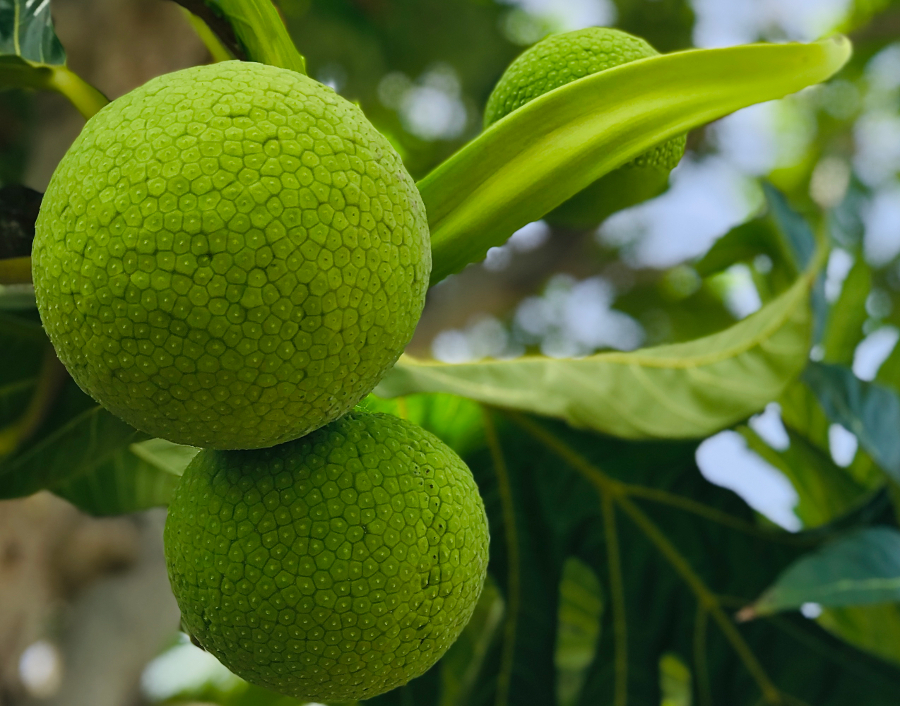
[[484, 28, 686, 228], [33, 61, 430, 450], [164, 411, 489, 701]]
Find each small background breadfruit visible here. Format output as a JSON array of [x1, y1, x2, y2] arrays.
[[163, 411, 489, 702], [33, 61, 431, 450], [484, 27, 687, 229]]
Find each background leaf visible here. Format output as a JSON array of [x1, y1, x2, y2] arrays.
[[803, 362, 900, 483], [0, 310, 146, 500], [377, 272, 813, 440], [421, 37, 851, 284], [53, 438, 196, 516], [748, 527, 900, 616]]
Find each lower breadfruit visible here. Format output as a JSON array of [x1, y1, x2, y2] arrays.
[[163, 411, 489, 701]]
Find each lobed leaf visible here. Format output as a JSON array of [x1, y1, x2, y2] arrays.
[[464, 411, 900, 706], [376, 271, 814, 440], [747, 527, 900, 617], [422, 37, 851, 284]]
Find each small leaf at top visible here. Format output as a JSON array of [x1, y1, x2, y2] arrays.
[[376, 266, 815, 440], [422, 37, 851, 285], [745, 527, 900, 618], [0, 0, 107, 117], [0, 0, 66, 66]]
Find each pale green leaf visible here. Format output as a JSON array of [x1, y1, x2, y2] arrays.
[[422, 37, 851, 284], [748, 528, 900, 616], [376, 272, 813, 440]]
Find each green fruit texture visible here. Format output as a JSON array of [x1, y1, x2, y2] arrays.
[[33, 61, 431, 450], [164, 411, 489, 701], [484, 27, 686, 228]]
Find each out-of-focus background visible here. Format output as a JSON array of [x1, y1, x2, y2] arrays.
[[1, 0, 899, 703]]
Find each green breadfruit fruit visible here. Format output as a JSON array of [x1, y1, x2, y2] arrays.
[[163, 411, 489, 702], [33, 61, 431, 450], [484, 27, 687, 229]]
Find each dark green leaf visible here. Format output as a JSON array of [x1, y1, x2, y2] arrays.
[[53, 439, 196, 516], [422, 37, 851, 284], [693, 219, 778, 278], [0, 385, 146, 499], [0, 0, 65, 66], [749, 528, 900, 616], [463, 411, 900, 706], [762, 183, 816, 272], [803, 362, 900, 483]]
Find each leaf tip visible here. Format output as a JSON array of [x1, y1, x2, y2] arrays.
[[817, 34, 853, 75]]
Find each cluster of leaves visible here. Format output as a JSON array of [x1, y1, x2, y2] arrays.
[[2, 0, 900, 705]]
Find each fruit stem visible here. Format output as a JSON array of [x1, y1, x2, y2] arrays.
[[46, 67, 109, 120], [181, 8, 233, 63], [0, 256, 32, 285]]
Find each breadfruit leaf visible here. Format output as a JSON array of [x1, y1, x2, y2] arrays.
[[376, 266, 815, 440]]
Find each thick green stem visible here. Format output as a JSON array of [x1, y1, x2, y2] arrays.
[[46, 66, 109, 120], [181, 8, 233, 63]]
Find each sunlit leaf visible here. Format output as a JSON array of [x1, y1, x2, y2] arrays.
[[377, 272, 814, 440], [422, 37, 851, 284], [747, 528, 900, 617]]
